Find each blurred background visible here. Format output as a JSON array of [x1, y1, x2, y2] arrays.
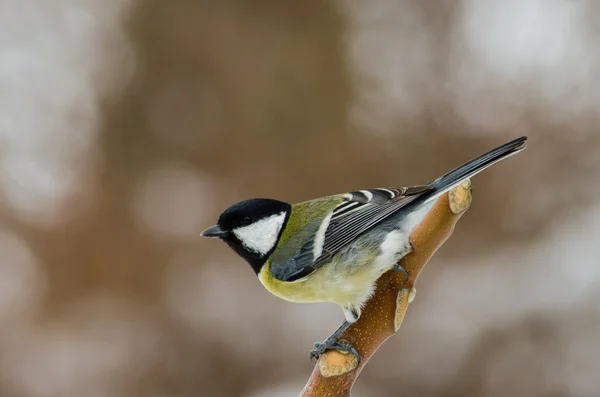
[[1, 1, 600, 396]]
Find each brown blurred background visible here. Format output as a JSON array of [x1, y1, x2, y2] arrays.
[[1, 1, 600, 396]]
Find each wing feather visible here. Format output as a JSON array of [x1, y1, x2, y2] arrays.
[[271, 186, 430, 281]]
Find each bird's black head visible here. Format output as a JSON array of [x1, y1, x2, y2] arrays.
[[201, 198, 291, 274]]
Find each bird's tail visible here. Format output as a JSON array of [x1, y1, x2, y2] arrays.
[[419, 136, 527, 204]]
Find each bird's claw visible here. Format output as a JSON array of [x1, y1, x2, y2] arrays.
[[310, 342, 325, 362], [393, 263, 410, 282], [309, 340, 361, 364]]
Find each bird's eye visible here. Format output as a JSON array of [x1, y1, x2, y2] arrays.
[[242, 217, 252, 226]]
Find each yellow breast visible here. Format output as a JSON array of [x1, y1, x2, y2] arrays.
[[258, 256, 385, 309]]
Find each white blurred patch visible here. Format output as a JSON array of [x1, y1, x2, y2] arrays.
[[560, 310, 600, 396], [0, 0, 135, 228], [343, 0, 600, 137], [0, 230, 45, 323], [449, 0, 598, 131], [0, 294, 158, 397], [341, 0, 437, 135], [163, 253, 278, 356], [480, 325, 560, 397], [131, 162, 218, 240]]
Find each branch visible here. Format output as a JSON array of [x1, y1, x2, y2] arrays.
[[299, 180, 473, 397]]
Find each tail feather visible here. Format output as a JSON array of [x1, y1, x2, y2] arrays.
[[420, 136, 527, 204]]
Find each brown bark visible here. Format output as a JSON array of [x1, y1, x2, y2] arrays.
[[299, 180, 473, 397]]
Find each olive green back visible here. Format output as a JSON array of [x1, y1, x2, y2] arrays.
[[270, 194, 345, 263]]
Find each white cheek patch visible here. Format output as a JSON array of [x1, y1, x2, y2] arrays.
[[233, 211, 287, 255]]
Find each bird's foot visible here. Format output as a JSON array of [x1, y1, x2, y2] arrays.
[[310, 339, 361, 364], [393, 263, 410, 282]]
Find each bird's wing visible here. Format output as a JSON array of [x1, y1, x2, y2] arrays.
[[269, 186, 430, 282], [269, 136, 529, 282]]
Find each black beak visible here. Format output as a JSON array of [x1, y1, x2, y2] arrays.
[[200, 224, 229, 238]]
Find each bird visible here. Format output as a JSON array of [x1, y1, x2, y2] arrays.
[[200, 136, 527, 362]]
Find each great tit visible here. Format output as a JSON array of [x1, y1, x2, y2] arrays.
[[201, 136, 527, 362]]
